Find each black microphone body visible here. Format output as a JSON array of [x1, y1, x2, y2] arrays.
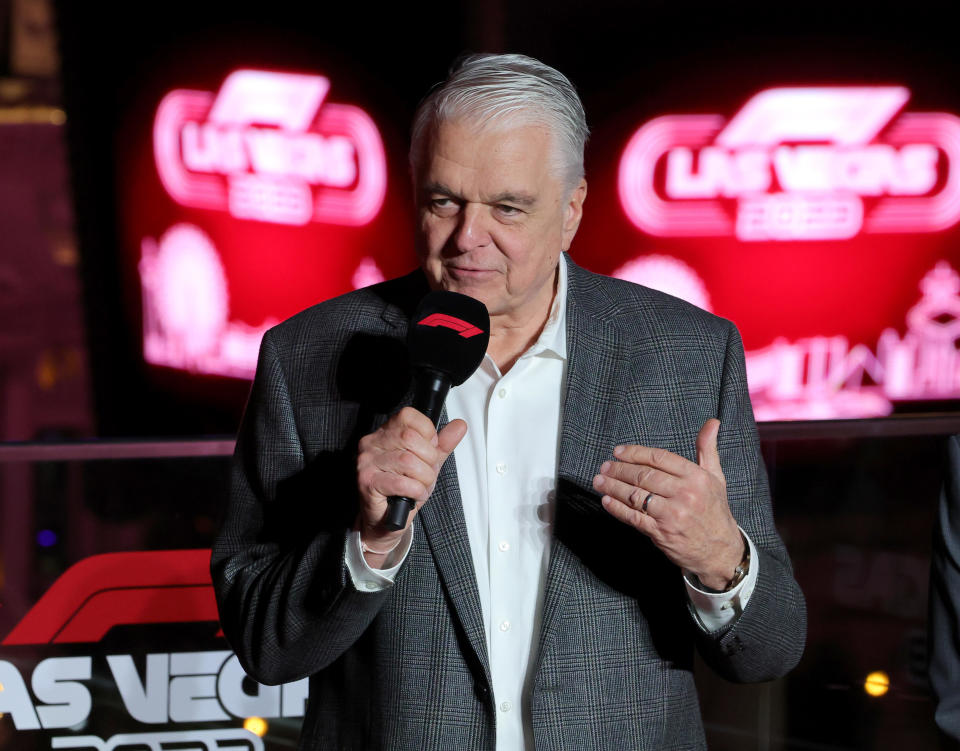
[[410, 368, 451, 426], [381, 291, 489, 532], [381, 368, 451, 530]]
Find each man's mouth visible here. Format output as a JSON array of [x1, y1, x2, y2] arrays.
[[446, 265, 497, 276]]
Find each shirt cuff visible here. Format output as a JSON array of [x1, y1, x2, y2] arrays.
[[345, 525, 414, 593], [683, 528, 759, 633]]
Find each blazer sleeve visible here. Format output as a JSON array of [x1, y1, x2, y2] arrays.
[[210, 328, 388, 685], [694, 321, 807, 682]]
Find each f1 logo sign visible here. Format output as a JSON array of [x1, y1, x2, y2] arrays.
[[2, 550, 216, 645], [417, 313, 484, 338], [618, 86, 960, 241], [154, 69, 387, 226]]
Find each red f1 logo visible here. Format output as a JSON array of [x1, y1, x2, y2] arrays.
[[2, 550, 217, 645], [417, 313, 484, 338]]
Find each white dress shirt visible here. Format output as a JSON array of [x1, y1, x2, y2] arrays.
[[346, 256, 758, 750]]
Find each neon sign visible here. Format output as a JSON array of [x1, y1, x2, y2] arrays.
[[153, 69, 387, 226], [616, 256, 960, 419], [140, 224, 275, 378], [139, 68, 392, 379], [618, 87, 960, 241], [0, 550, 308, 746]]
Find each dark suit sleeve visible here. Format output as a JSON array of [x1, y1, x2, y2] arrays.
[[694, 321, 807, 682], [210, 329, 386, 685], [929, 435, 960, 745]]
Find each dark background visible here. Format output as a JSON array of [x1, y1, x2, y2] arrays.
[[1, 3, 958, 748], [52, 0, 960, 437]]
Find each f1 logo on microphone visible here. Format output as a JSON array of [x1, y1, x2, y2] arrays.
[[417, 313, 484, 338]]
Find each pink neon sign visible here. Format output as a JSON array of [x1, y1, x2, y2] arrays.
[[614, 255, 960, 420], [746, 260, 960, 419], [153, 69, 387, 226], [618, 87, 960, 241], [140, 224, 276, 378]]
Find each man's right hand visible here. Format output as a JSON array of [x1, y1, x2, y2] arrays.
[[355, 406, 467, 565]]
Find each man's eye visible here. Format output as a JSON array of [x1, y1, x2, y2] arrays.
[[429, 198, 458, 213], [496, 205, 521, 217]]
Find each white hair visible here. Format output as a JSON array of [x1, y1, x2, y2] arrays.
[[409, 53, 589, 192]]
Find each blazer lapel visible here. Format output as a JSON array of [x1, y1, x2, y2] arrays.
[[418, 442, 492, 683], [375, 274, 492, 681], [537, 259, 659, 658]]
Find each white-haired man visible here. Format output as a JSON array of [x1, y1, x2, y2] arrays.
[[213, 54, 806, 750]]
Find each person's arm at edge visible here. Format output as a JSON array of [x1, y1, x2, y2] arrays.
[[929, 434, 960, 745]]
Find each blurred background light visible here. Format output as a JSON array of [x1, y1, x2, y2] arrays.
[[243, 716, 268, 737], [864, 671, 890, 698]]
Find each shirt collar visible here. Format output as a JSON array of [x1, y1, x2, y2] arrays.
[[477, 254, 569, 379], [523, 252, 568, 361]]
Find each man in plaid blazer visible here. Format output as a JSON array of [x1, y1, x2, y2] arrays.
[[212, 54, 805, 750]]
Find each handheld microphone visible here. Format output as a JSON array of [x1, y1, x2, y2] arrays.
[[382, 290, 489, 531]]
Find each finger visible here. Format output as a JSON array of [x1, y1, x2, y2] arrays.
[[393, 406, 441, 441], [612, 443, 690, 477], [437, 419, 468, 459], [365, 409, 440, 462], [372, 448, 438, 488], [601, 494, 659, 536], [592, 474, 665, 518], [696, 418, 723, 477], [358, 440, 436, 487], [361, 469, 431, 504], [599, 461, 679, 498], [368, 425, 440, 468]]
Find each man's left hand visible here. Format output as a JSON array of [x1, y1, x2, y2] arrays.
[[592, 418, 743, 590]]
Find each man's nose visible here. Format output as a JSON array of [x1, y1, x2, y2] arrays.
[[453, 203, 490, 252]]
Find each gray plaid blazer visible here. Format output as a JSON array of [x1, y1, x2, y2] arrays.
[[212, 255, 806, 750]]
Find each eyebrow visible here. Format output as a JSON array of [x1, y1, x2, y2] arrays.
[[487, 191, 537, 207], [423, 182, 538, 207]]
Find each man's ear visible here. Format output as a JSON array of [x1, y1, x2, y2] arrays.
[[561, 179, 587, 252]]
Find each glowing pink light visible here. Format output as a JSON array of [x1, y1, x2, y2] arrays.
[[744, 260, 960, 419], [619, 87, 960, 241], [867, 113, 960, 233], [618, 115, 731, 236], [715, 87, 909, 148], [736, 193, 863, 241], [208, 70, 330, 130], [154, 90, 222, 211], [351, 257, 386, 289], [612, 254, 712, 311], [140, 224, 275, 379], [153, 69, 386, 227], [312, 103, 387, 226], [142, 224, 229, 359]]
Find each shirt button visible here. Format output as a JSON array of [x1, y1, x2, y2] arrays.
[[499, 620, 510, 632], [498, 541, 510, 552], [364, 582, 378, 591], [496, 463, 507, 475], [498, 388, 507, 399], [500, 700, 512, 712]]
